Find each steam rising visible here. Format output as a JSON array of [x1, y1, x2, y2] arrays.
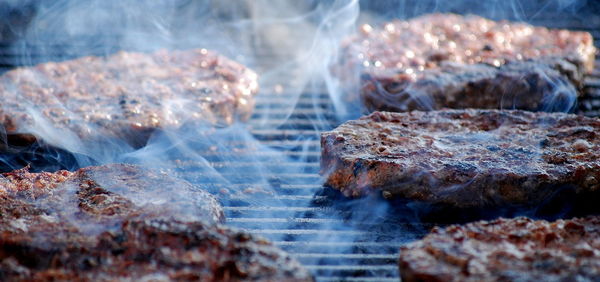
[[0, 0, 594, 279]]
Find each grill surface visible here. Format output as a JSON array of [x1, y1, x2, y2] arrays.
[[222, 66, 600, 281], [0, 11, 599, 281]]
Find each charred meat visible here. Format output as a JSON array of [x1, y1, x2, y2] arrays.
[[321, 110, 600, 210], [399, 216, 600, 281], [0, 49, 259, 147], [338, 14, 596, 112]]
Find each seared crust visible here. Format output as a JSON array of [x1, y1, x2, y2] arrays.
[[399, 216, 600, 282], [321, 110, 600, 209], [0, 164, 312, 281], [0, 49, 259, 147], [339, 13, 596, 112]]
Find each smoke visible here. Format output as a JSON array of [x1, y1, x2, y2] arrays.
[[0, 0, 596, 279], [1, 0, 371, 276]]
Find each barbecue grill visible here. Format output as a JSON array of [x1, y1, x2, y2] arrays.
[[0, 1, 599, 281]]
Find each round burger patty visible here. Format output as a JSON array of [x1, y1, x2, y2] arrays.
[[337, 13, 595, 112], [321, 110, 600, 209], [0, 48, 259, 147], [0, 164, 313, 281], [399, 216, 600, 281]]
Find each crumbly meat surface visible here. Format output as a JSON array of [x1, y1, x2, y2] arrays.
[[399, 216, 600, 282], [321, 110, 600, 208], [0, 164, 313, 281], [0, 48, 259, 147], [338, 13, 596, 112]]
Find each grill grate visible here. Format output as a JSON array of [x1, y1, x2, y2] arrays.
[[0, 16, 599, 282], [171, 58, 600, 281]]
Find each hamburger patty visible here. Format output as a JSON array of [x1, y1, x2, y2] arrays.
[[321, 110, 600, 209], [0, 48, 259, 147], [399, 216, 600, 281], [0, 164, 313, 281], [338, 13, 595, 112]]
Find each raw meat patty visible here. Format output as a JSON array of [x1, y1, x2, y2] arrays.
[[321, 110, 600, 210], [0, 48, 259, 147], [0, 164, 313, 281], [399, 216, 600, 281], [338, 14, 596, 112]]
